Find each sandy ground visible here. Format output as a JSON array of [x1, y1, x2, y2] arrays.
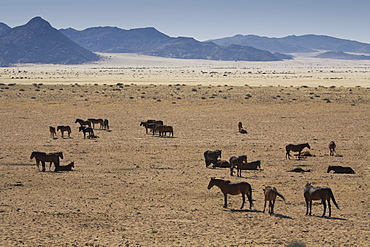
[[0, 55, 370, 246]]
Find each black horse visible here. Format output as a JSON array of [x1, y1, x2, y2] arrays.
[[204, 150, 222, 167], [79, 126, 94, 139], [327, 165, 355, 174]]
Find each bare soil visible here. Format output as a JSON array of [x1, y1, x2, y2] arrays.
[[0, 82, 369, 246]]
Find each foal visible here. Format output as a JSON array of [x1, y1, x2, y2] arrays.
[[263, 186, 285, 215]]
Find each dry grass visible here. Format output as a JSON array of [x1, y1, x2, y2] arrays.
[[0, 56, 369, 246]]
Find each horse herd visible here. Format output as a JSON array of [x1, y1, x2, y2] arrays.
[[140, 120, 174, 137], [32, 118, 110, 172], [206, 140, 354, 217], [49, 118, 110, 139]]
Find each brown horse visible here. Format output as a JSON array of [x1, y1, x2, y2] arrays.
[[58, 162, 74, 171], [30, 152, 60, 172], [263, 186, 285, 215], [88, 118, 104, 129], [238, 121, 247, 133], [49, 126, 56, 138], [285, 143, 310, 160], [103, 119, 109, 130], [57, 126, 71, 138], [329, 141, 336, 156], [207, 178, 253, 209], [154, 125, 174, 137], [304, 183, 339, 217]]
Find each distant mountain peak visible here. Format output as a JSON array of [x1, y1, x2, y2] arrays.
[[25, 16, 53, 28]]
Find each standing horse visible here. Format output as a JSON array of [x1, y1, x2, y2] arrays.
[[88, 118, 104, 129], [103, 119, 109, 130], [57, 126, 71, 138], [263, 186, 285, 215], [75, 119, 91, 127], [329, 141, 336, 156], [79, 126, 94, 139], [30, 152, 60, 172], [49, 126, 56, 138], [208, 178, 253, 209], [304, 183, 339, 217], [229, 155, 247, 176], [204, 150, 222, 167], [285, 143, 310, 160]]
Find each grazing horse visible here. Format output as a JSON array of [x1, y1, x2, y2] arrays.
[[207, 178, 253, 209], [58, 162, 74, 171], [79, 126, 94, 139], [75, 119, 91, 127], [49, 126, 56, 138], [57, 126, 71, 138], [304, 183, 339, 217], [103, 119, 109, 130], [88, 118, 104, 129], [327, 165, 355, 174], [229, 155, 247, 176], [263, 186, 285, 215], [30, 152, 60, 172], [329, 141, 336, 156], [285, 143, 310, 160], [154, 125, 174, 137], [204, 150, 222, 167]]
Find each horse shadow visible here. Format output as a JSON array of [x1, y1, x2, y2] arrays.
[[312, 215, 347, 221], [273, 213, 293, 219], [229, 208, 261, 213]]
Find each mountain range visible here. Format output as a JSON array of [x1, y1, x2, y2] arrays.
[[1, 17, 370, 67]]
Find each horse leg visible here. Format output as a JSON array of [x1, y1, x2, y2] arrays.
[[230, 166, 234, 176], [327, 199, 332, 217], [54, 160, 59, 172], [41, 161, 46, 172], [240, 194, 245, 209], [305, 199, 309, 215], [223, 193, 228, 208], [322, 199, 327, 217], [270, 200, 275, 215]]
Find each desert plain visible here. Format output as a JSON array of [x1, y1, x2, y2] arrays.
[[0, 53, 369, 246]]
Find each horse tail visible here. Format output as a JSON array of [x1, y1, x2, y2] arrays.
[[248, 183, 253, 208], [329, 189, 340, 210], [275, 191, 285, 201]]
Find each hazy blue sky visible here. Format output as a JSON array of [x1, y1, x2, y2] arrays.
[[1, 0, 369, 43]]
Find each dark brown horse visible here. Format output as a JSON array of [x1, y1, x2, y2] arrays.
[[30, 152, 60, 172], [75, 119, 91, 127], [154, 125, 174, 137], [207, 178, 253, 209], [304, 183, 339, 217], [58, 162, 74, 171], [57, 126, 71, 138], [229, 155, 247, 176], [329, 141, 336, 156], [103, 119, 109, 130], [204, 150, 222, 167], [327, 165, 355, 174], [263, 186, 285, 215], [49, 126, 56, 138], [79, 126, 94, 139], [285, 143, 310, 160], [88, 118, 104, 129]]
